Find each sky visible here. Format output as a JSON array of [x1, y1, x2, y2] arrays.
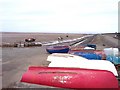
[[0, 0, 119, 33]]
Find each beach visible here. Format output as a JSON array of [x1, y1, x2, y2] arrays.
[[1, 32, 120, 88]]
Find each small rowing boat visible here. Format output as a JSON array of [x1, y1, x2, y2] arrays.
[[46, 45, 69, 54]]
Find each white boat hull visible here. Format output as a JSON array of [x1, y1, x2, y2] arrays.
[[48, 55, 118, 76], [47, 53, 88, 62]]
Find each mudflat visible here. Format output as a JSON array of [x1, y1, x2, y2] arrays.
[[2, 32, 85, 45]]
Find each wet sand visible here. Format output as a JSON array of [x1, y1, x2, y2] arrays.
[[2, 32, 85, 45], [2, 46, 51, 88], [2, 32, 86, 88]]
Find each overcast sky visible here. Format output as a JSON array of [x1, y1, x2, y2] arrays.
[[0, 0, 119, 33]]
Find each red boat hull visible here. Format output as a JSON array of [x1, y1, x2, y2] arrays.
[[21, 66, 118, 89]]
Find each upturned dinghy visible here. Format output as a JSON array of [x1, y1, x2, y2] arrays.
[[21, 66, 118, 88], [48, 59, 118, 76]]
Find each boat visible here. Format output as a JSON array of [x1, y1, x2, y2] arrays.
[[70, 46, 85, 51], [73, 52, 102, 60], [84, 47, 95, 50], [21, 66, 118, 88], [104, 48, 119, 56], [69, 50, 106, 60], [25, 38, 36, 42], [86, 44, 97, 50], [46, 45, 69, 54], [70, 44, 96, 51], [104, 48, 120, 64], [48, 59, 118, 76], [47, 53, 88, 62]]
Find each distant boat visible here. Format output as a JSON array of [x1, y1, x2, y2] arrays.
[[46, 45, 69, 54], [84, 46, 95, 50], [21, 66, 118, 88], [86, 44, 97, 50], [25, 38, 36, 42]]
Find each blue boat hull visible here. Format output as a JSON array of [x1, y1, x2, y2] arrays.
[[46, 48, 69, 54], [73, 52, 102, 60]]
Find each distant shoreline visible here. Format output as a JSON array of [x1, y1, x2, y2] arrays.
[[1, 31, 118, 35]]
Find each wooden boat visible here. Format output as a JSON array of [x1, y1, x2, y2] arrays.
[[84, 47, 95, 50], [70, 44, 96, 51], [46, 45, 69, 54], [47, 53, 88, 62], [21, 66, 118, 88], [48, 59, 118, 76], [70, 46, 85, 51]]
